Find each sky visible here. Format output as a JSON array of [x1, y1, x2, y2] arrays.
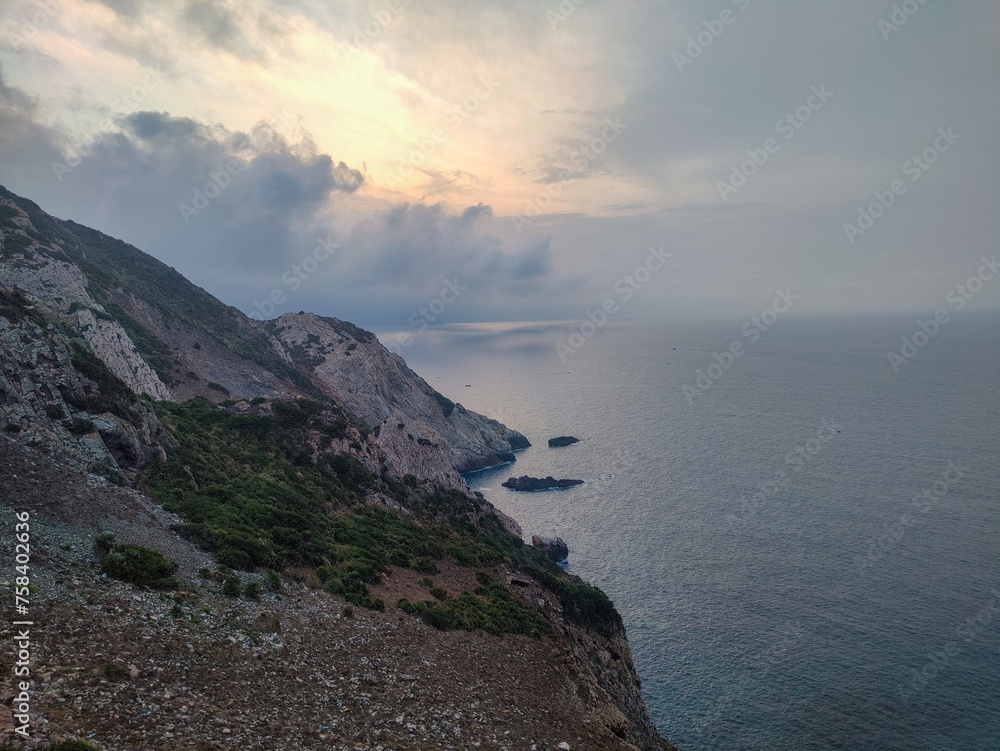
[[0, 0, 998, 329]]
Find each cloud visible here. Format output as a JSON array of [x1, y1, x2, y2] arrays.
[[181, 0, 265, 63], [0, 66, 562, 325], [333, 201, 553, 297]]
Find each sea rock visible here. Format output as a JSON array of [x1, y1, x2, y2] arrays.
[[548, 436, 580, 447], [532, 535, 569, 563], [502, 475, 584, 492]]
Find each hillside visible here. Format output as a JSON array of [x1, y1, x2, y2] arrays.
[[0, 186, 675, 751]]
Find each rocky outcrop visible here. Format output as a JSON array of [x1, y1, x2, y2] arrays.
[[503, 475, 584, 491], [0, 289, 166, 480], [267, 312, 530, 491], [548, 435, 580, 447], [0, 208, 171, 401], [532, 534, 569, 562]]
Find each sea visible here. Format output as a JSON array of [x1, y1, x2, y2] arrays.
[[378, 312, 1000, 751]]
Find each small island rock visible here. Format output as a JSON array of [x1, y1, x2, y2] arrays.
[[502, 475, 584, 491], [547, 436, 580, 448]]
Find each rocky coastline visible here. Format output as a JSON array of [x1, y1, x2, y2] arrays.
[[0, 185, 676, 751]]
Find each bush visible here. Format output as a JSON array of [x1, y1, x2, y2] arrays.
[[264, 570, 282, 591], [101, 544, 178, 589], [66, 417, 95, 434], [244, 581, 261, 600], [398, 573, 550, 637], [93, 532, 115, 561], [221, 575, 241, 597]]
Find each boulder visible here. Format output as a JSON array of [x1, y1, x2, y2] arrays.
[[532, 535, 569, 563]]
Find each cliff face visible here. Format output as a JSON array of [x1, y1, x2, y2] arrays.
[[0, 185, 675, 751], [268, 311, 529, 488]]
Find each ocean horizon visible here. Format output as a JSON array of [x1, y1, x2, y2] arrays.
[[380, 311, 1000, 750]]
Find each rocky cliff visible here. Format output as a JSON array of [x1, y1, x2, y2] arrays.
[[0, 186, 526, 492], [0, 185, 675, 751], [269, 311, 529, 487]]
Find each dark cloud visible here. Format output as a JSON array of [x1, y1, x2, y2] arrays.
[[181, 0, 265, 63], [335, 201, 552, 298]]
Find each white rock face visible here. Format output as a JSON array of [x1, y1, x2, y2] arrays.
[[0, 206, 171, 401], [269, 313, 529, 490], [74, 309, 172, 401]]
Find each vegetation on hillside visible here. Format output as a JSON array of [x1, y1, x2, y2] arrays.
[[139, 397, 621, 636]]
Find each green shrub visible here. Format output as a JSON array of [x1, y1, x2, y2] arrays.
[[101, 544, 178, 589], [244, 581, 261, 600], [398, 573, 550, 637], [93, 531, 115, 560], [66, 417, 95, 434], [221, 575, 241, 597], [264, 570, 282, 591]]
